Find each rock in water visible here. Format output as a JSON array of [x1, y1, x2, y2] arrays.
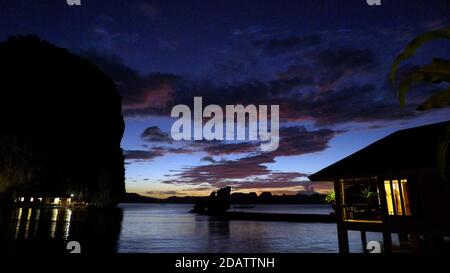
[[206, 186, 231, 214], [0, 36, 125, 206]]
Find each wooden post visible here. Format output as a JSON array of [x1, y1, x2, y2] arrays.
[[334, 179, 349, 253], [378, 177, 388, 220], [383, 231, 392, 253], [361, 231, 367, 252], [398, 233, 408, 248], [337, 224, 349, 254], [378, 177, 392, 253]]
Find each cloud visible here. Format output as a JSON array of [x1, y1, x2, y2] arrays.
[[77, 22, 450, 197], [293, 84, 417, 125], [80, 48, 423, 132], [81, 29, 432, 130], [254, 34, 323, 56], [141, 126, 172, 143], [124, 149, 165, 161], [311, 47, 377, 89], [229, 173, 308, 190], [314, 47, 376, 72], [87, 17, 139, 51], [297, 184, 318, 195], [162, 126, 339, 186], [124, 145, 197, 163], [200, 156, 216, 163], [79, 50, 180, 113], [145, 190, 177, 196], [126, 124, 342, 188], [203, 141, 260, 156]]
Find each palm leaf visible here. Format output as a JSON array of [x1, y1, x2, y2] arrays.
[[390, 28, 450, 87], [417, 87, 450, 111], [398, 59, 450, 107], [390, 21, 450, 188]]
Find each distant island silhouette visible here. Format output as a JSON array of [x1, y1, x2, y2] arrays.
[[123, 190, 327, 205], [123, 188, 334, 223], [0, 36, 125, 207]]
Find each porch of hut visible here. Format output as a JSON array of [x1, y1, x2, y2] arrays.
[[309, 121, 450, 253]]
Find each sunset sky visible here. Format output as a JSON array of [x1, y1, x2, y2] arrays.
[[1, 0, 449, 198]]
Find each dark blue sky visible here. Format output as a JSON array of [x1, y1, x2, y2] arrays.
[[1, 0, 449, 197], [2, 0, 448, 74]]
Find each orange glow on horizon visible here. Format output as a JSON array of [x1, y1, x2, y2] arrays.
[[136, 183, 333, 199]]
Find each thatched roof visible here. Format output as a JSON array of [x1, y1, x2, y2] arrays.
[[309, 121, 450, 181]]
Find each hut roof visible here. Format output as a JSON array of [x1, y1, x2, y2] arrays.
[[309, 121, 450, 181]]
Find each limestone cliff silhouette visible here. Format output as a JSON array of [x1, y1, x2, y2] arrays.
[[0, 36, 125, 206], [192, 186, 231, 215]]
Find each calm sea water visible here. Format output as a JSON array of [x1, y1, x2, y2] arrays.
[[0, 203, 388, 253]]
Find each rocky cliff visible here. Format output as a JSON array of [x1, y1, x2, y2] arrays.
[[0, 36, 125, 206]]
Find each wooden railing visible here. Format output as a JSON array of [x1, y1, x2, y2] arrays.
[[342, 204, 383, 221]]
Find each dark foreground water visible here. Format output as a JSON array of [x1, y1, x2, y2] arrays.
[[0, 203, 388, 253]]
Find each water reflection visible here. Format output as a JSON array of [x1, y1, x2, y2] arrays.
[[117, 204, 343, 253], [208, 218, 230, 238], [0, 204, 377, 253], [0, 206, 123, 253]]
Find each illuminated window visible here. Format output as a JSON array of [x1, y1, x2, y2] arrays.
[[400, 179, 411, 216], [392, 180, 403, 214], [384, 179, 411, 216], [384, 180, 394, 215]]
